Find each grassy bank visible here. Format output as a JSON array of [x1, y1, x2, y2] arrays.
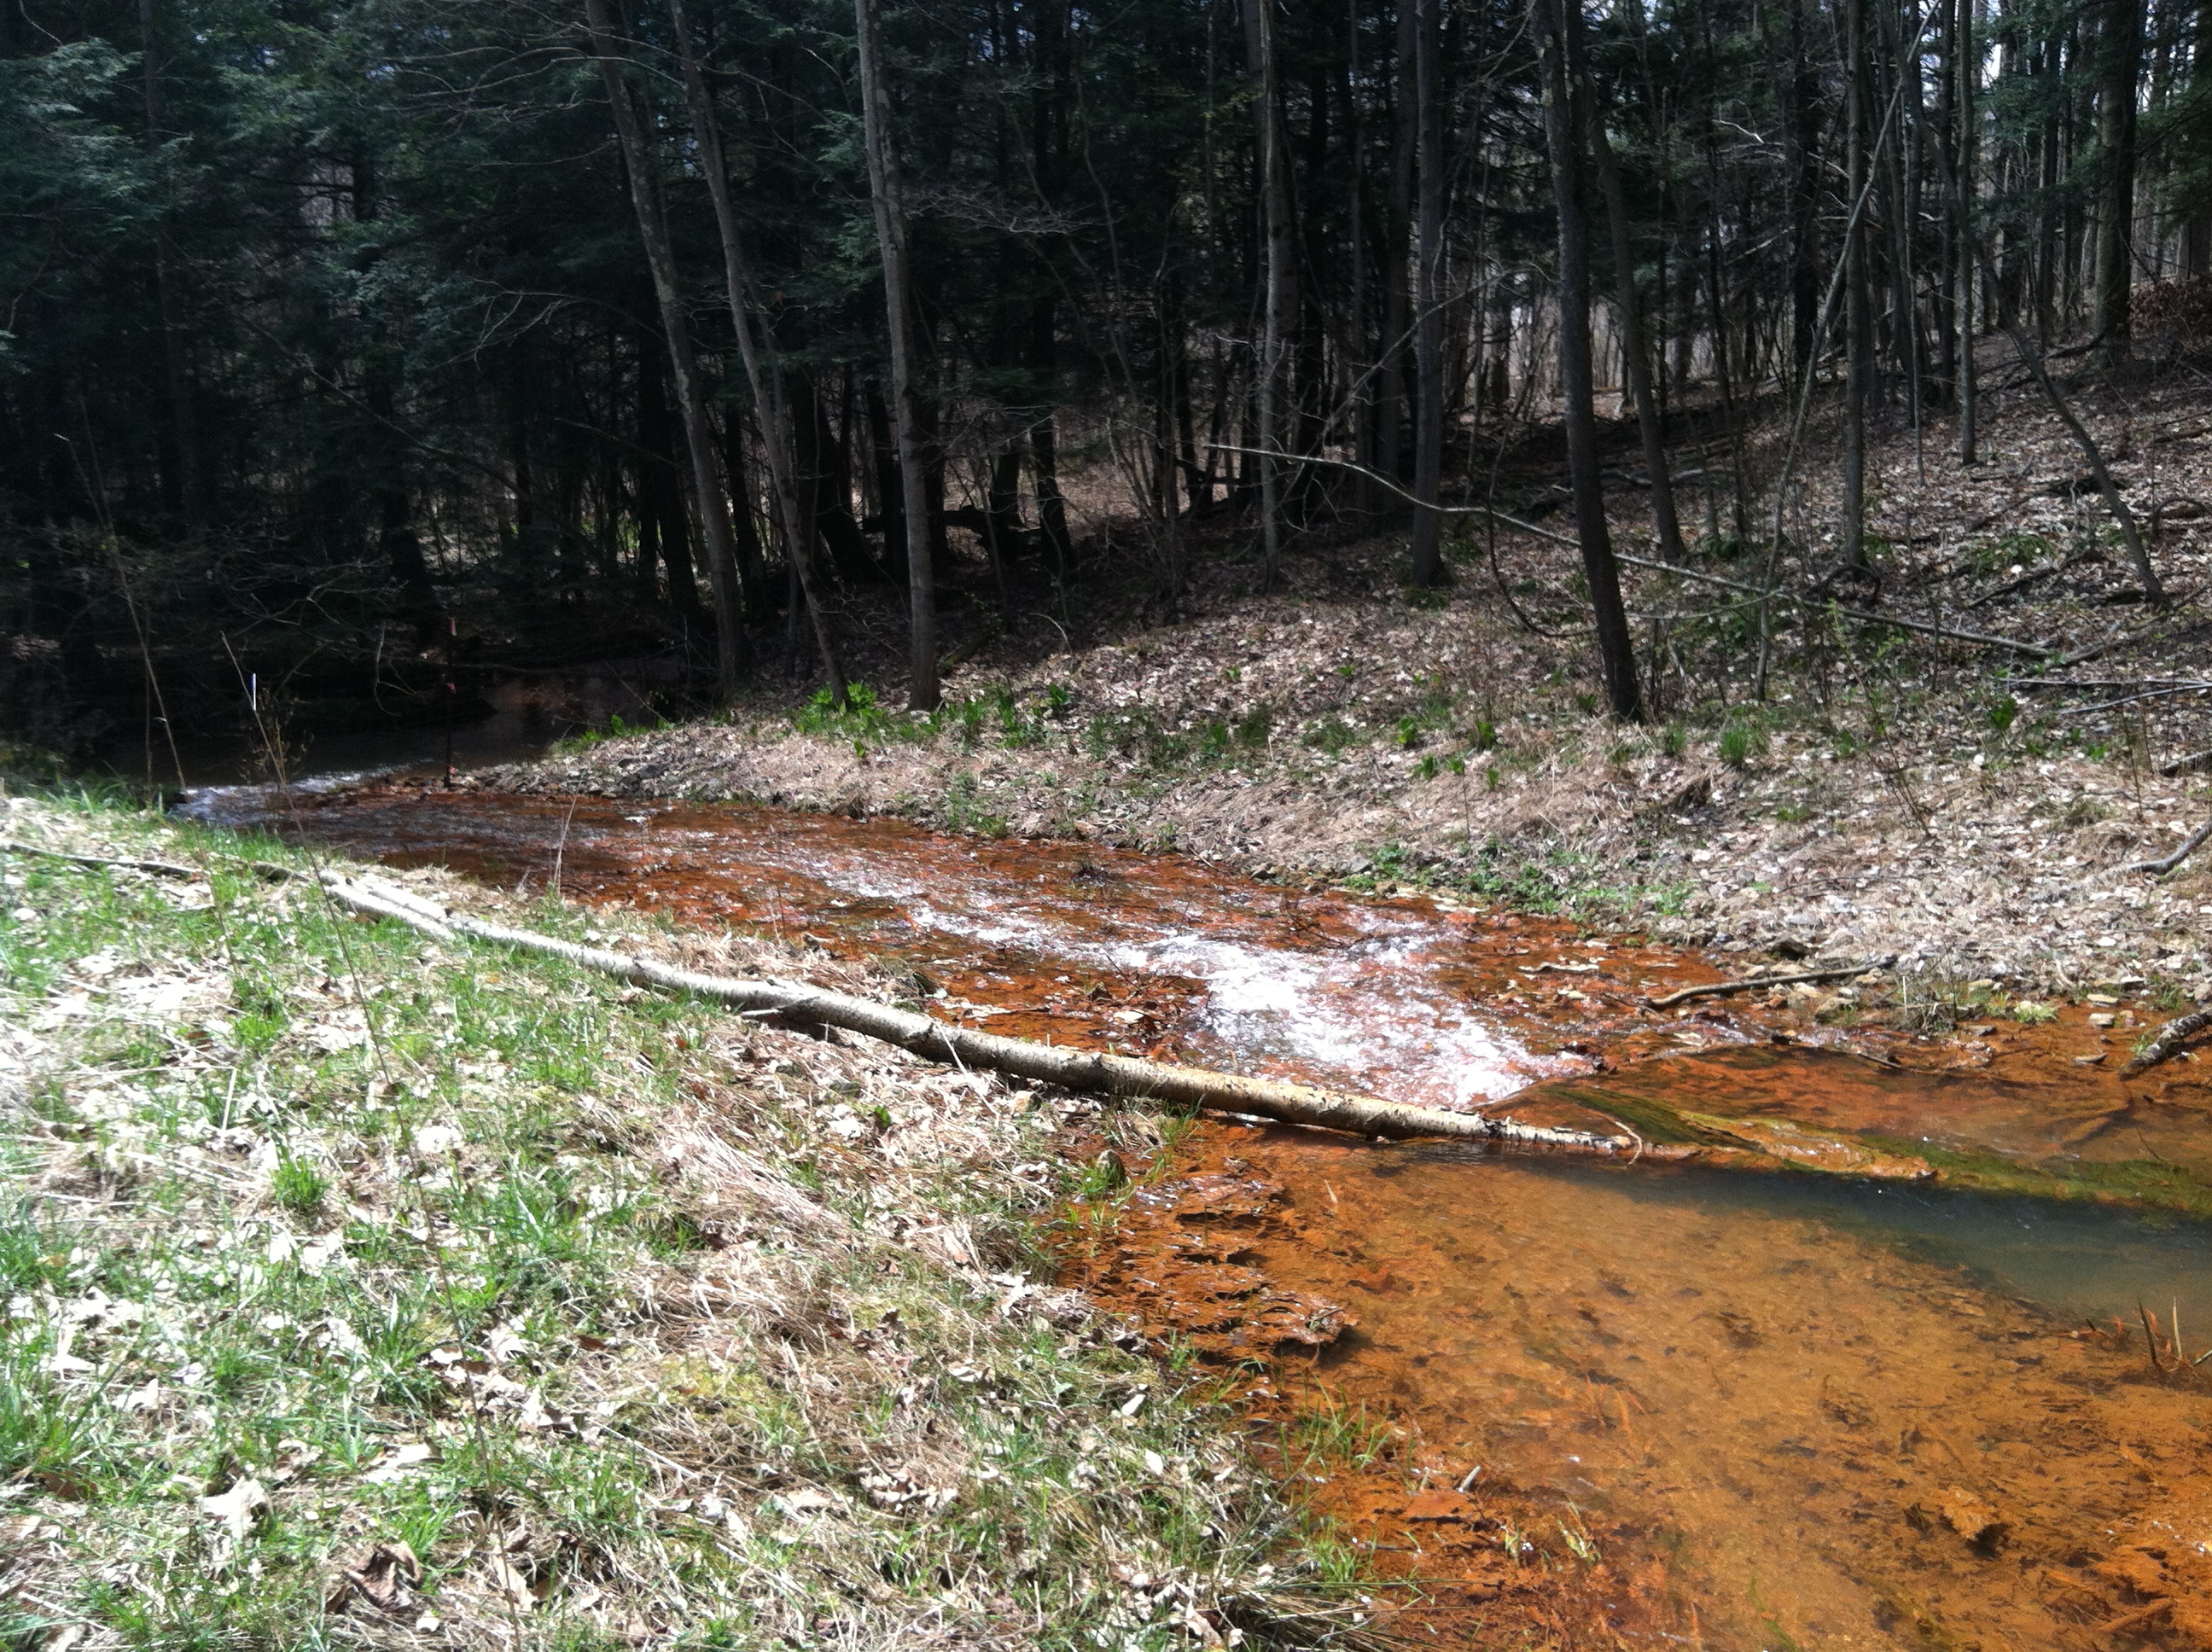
[[0, 786, 1359, 1650]]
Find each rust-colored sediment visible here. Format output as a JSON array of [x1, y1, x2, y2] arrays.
[[1067, 1120, 2212, 1649], [253, 783, 2212, 1647]]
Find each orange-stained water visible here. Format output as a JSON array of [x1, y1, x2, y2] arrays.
[[201, 781, 2212, 1648]]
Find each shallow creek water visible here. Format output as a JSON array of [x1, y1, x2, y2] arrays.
[[195, 783, 2212, 1648]]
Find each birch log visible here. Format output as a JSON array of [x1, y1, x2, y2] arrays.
[[319, 871, 1642, 1156]]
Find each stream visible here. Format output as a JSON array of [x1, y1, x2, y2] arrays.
[[186, 778, 2212, 1649]]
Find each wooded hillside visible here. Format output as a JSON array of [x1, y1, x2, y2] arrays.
[[3, 0, 2208, 746]]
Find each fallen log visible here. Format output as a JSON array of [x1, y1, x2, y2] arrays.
[[2122, 1005, 2212, 1077], [317, 871, 1642, 1156], [1648, 962, 1883, 1009]]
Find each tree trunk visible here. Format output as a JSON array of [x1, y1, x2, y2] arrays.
[[1533, 0, 1645, 721], [138, 0, 201, 531], [323, 870, 1647, 1159], [1245, 0, 1296, 590], [2092, 0, 2143, 363], [1957, 0, 1980, 462], [1786, 0, 1823, 386], [2182, 3, 2212, 276], [1576, 27, 1688, 564], [1406, 0, 1449, 585], [1345, 15, 1376, 519], [584, 0, 742, 697], [853, 0, 940, 710], [1380, 0, 1415, 486], [1842, 0, 1871, 571], [636, 341, 701, 617], [667, 0, 847, 702]]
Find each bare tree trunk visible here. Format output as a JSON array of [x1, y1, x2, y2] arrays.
[[2092, 0, 2143, 363], [1842, 0, 1871, 571], [583, 0, 743, 699], [1245, 0, 1296, 590], [1534, 0, 1645, 721], [1575, 30, 1687, 564], [667, 0, 846, 704], [1406, 0, 1449, 585], [853, 0, 940, 710], [137, 0, 201, 532], [2182, 2, 2212, 276], [1957, 0, 1980, 462], [1345, 12, 1377, 519], [1379, 0, 1415, 489]]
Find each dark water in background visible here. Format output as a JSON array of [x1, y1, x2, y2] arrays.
[[103, 666, 662, 792]]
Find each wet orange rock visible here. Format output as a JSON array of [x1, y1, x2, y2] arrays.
[[1400, 1487, 1478, 1521]]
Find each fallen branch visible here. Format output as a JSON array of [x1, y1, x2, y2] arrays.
[[2160, 748, 2212, 777], [318, 872, 1640, 1156], [1817, 605, 2055, 658], [2098, 1599, 2174, 1637], [2121, 1006, 2212, 1077], [1648, 962, 1882, 1009], [1961, 550, 2097, 610], [2010, 677, 2212, 691], [0, 839, 202, 881], [2122, 819, 2212, 877]]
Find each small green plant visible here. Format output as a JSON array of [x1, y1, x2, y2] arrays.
[[2013, 1000, 2058, 1024], [1661, 724, 1687, 759], [1965, 530, 2052, 576], [940, 774, 1008, 837], [1287, 1395, 1393, 1471], [1234, 707, 1272, 749], [271, 1150, 329, 1213], [1396, 715, 1423, 750], [1472, 719, 1499, 753], [1305, 718, 1359, 755], [1988, 696, 2018, 736], [795, 680, 907, 746], [1045, 681, 1074, 718], [1719, 725, 1756, 767], [2061, 794, 2110, 829]]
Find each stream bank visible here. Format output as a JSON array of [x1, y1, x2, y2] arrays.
[[0, 791, 1359, 1649], [162, 776, 2212, 1647]]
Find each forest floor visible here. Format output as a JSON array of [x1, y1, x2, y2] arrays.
[[480, 345, 2212, 1005]]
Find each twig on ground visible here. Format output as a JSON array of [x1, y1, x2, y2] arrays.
[[0, 839, 202, 881], [2122, 819, 2212, 876], [1962, 553, 2093, 609], [1648, 962, 1883, 1009]]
